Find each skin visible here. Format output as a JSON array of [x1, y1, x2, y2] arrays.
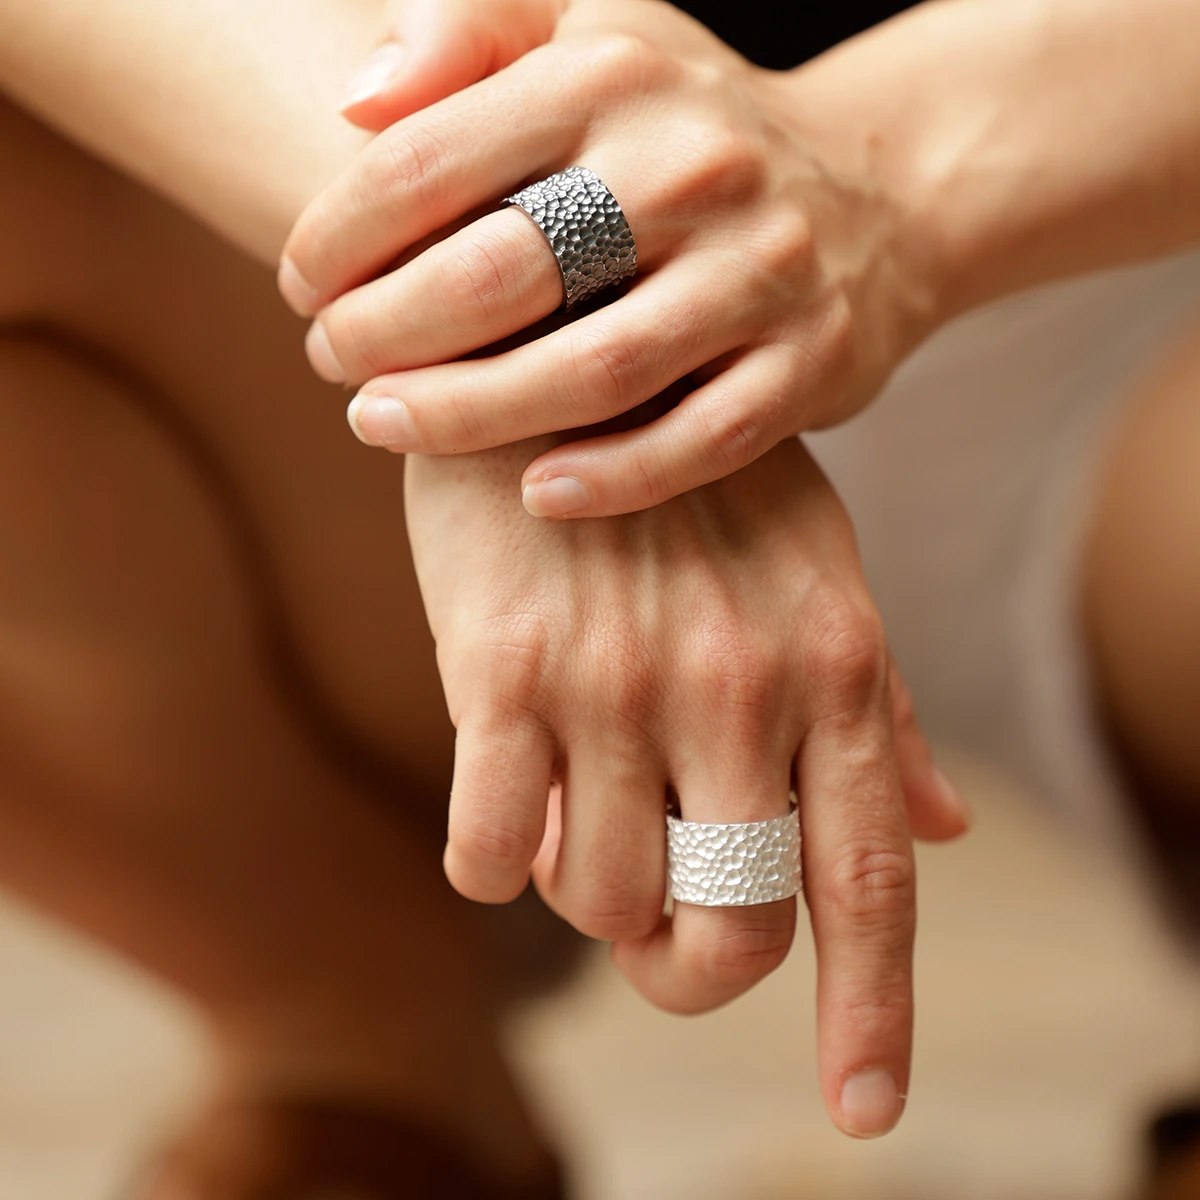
[[0, 0, 1195, 1183], [285, 0, 1200, 515], [0, 92, 551, 1191], [285, 0, 1200, 1135], [0, 0, 966, 1156]]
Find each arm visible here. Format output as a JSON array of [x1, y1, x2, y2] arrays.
[[793, 0, 1200, 320], [0, 0, 376, 262], [0, 0, 575, 263]]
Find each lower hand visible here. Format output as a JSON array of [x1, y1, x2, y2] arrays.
[[404, 429, 967, 1138]]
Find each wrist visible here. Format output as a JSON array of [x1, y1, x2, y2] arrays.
[[783, 0, 1200, 331], [771, 0, 1038, 336]]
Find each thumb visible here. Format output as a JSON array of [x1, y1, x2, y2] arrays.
[[341, 0, 567, 132]]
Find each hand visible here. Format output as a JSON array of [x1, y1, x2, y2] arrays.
[[404, 428, 967, 1138], [280, 0, 936, 518], [338, 0, 568, 132]]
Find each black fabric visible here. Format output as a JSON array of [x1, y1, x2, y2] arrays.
[[673, 1, 918, 69], [1150, 1103, 1200, 1169]]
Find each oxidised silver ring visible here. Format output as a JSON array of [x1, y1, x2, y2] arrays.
[[501, 166, 637, 313]]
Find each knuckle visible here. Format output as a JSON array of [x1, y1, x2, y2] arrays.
[[578, 630, 657, 721], [322, 299, 382, 379], [573, 890, 662, 942], [366, 125, 449, 216], [452, 807, 541, 870], [825, 842, 916, 932], [696, 397, 767, 476], [839, 991, 913, 1041], [888, 664, 918, 734], [815, 292, 859, 396], [806, 591, 889, 714], [441, 229, 519, 326], [716, 658, 784, 723], [595, 660, 657, 723], [681, 616, 784, 722], [677, 613, 736, 690], [667, 123, 768, 210], [625, 449, 672, 511], [749, 207, 815, 282], [686, 915, 794, 987], [577, 32, 669, 99], [438, 381, 494, 449], [469, 615, 553, 714], [563, 325, 647, 418]]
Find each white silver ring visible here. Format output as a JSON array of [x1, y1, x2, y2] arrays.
[[666, 802, 801, 907], [501, 166, 637, 313]]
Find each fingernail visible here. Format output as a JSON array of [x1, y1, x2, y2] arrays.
[[932, 765, 972, 829], [341, 42, 407, 111], [522, 476, 592, 518], [840, 1067, 902, 1138], [347, 394, 418, 450], [305, 321, 347, 384], [277, 257, 319, 316]]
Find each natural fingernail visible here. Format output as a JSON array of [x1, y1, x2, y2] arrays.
[[522, 476, 592, 518], [341, 42, 407, 111], [840, 1067, 903, 1138], [347, 394, 418, 450], [305, 321, 347, 384], [277, 257, 319, 316], [932, 765, 972, 829]]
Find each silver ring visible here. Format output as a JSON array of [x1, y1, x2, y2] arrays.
[[501, 166, 637, 313], [666, 801, 801, 907]]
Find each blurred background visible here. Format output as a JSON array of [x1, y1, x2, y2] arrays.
[[2, 748, 1197, 1200]]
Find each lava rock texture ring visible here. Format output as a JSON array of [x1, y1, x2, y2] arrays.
[[501, 165, 638, 313], [666, 803, 802, 907]]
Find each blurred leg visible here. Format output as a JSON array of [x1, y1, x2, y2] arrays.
[[1083, 314, 1200, 928], [0, 329, 552, 1185], [1083, 316, 1200, 1200], [0, 91, 559, 1192]]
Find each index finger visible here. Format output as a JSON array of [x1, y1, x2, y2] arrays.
[[800, 683, 916, 1139], [280, 41, 589, 315]]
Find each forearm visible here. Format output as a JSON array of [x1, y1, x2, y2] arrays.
[[790, 0, 1200, 322], [0, 0, 386, 263]]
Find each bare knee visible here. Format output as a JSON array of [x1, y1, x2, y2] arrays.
[[0, 97, 118, 324], [1084, 316, 1200, 795], [0, 331, 260, 788]]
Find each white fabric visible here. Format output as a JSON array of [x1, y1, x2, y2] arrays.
[[809, 248, 1200, 853]]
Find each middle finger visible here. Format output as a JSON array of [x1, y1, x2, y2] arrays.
[[343, 256, 760, 455], [613, 748, 798, 1015]]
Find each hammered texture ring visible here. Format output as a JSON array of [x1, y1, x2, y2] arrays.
[[667, 803, 802, 907], [501, 166, 637, 313]]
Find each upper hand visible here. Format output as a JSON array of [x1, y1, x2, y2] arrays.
[[281, 0, 937, 517]]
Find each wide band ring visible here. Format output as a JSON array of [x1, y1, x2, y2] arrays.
[[501, 166, 637, 313], [666, 802, 802, 907]]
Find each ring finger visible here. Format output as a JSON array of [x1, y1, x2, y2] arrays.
[[343, 256, 761, 456]]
